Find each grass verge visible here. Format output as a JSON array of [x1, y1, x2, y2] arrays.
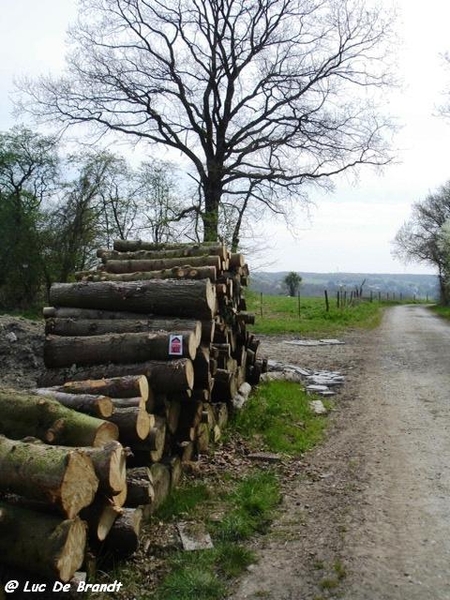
[[246, 291, 384, 336], [429, 304, 450, 320], [153, 471, 281, 600], [233, 380, 328, 455]]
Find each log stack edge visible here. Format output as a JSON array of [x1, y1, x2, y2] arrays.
[[0, 240, 267, 584]]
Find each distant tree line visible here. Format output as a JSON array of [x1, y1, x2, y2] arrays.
[[393, 182, 450, 305], [0, 127, 194, 310]]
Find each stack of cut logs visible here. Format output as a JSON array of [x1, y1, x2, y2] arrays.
[[0, 240, 265, 584]]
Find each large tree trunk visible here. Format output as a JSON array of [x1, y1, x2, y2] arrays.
[[45, 317, 202, 344], [202, 181, 221, 242], [49, 279, 216, 319], [38, 359, 195, 393], [0, 391, 118, 447], [76, 265, 218, 283], [32, 389, 114, 418], [43, 306, 146, 320], [0, 502, 87, 582], [0, 436, 98, 518], [98, 244, 227, 262], [55, 375, 150, 403], [113, 239, 223, 252], [102, 256, 222, 274], [44, 331, 199, 368]]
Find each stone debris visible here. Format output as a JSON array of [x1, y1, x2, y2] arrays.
[[305, 384, 330, 393], [177, 522, 214, 551], [4, 331, 17, 343], [247, 452, 283, 463], [232, 382, 252, 410], [284, 338, 345, 347], [309, 400, 328, 415], [265, 360, 345, 397]]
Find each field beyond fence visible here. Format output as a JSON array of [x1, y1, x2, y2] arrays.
[[245, 290, 425, 336]]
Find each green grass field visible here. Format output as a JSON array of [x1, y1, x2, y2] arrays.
[[245, 290, 383, 335], [430, 305, 450, 320]]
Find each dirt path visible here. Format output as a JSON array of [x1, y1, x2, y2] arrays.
[[230, 305, 450, 600]]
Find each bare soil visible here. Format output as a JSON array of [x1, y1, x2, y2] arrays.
[[0, 315, 44, 389]]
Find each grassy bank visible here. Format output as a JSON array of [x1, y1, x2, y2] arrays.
[[93, 381, 326, 600], [430, 305, 450, 320], [246, 291, 384, 335]]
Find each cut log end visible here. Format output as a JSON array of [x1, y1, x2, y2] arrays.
[[93, 421, 120, 447], [56, 518, 88, 582], [61, 451, 99, 519]]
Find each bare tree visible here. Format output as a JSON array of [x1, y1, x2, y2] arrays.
[[135, 160, 195, 243], [393, 182, 450, 304], [21, 0, 395, 243]]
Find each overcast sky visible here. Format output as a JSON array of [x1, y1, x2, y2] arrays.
[[1, 0, 450, 275]]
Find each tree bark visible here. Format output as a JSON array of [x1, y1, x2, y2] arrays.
[[32, 389, 114, 418], [80, 441, 127, 497], [0, 502, 87, 582], [193, 345, 213, 390], [76, 265, 218, 283], [163, 455, 183, 489], [44, 331, 198, 368], [211, 368, 238, 401], [213, 403, 229, 429], [110, 396, 145, 410], [46, 317, 202, 345], [113, 239, 224, 253], [56, 375, 150, 403], [0, 391, 118, 447], [80, 499, 122, 541], [38, 359, 195, 393], [125, 467, 155, 507], [164, 399, 181, 435], [177, 440, 195, 463], [0, 436, 98, 518], [103, 507, 143, 558], [43, 306, 145, 320], [102, 255, 222, 274], [131, 416, 167, 464], [196, 422, 210, 454], [49, 279, 216, 319], [149, 462, 171, 510], [98, 244, 227, 262], [105, 407, 153, 444]]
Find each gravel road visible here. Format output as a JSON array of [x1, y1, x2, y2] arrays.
[[230, 304, 450, 600]]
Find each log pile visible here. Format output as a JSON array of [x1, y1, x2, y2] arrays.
[[0, 389, 126, 582], [0, 240, 266, 584], [39, 240, 265, 459]]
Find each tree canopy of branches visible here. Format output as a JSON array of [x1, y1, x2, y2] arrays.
[[393, 182, 450, 304], [23, 0, 394, 244], [0, 127, 184, 310], [283, 271, 302, 296], [0, 127, 59, 308]]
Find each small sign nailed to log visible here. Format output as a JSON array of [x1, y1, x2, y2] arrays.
[[168, 335, 183, 356]]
